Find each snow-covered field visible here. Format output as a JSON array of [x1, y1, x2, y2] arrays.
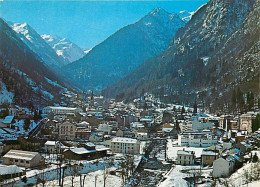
[[44, 168, 122, 187], [3, 154, 142, 187], [167, 139, 204, 160]]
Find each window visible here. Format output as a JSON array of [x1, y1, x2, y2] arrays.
[[26, 161, 29, 164], [20, 160, 24, 163], [15, 160, 18, 162]]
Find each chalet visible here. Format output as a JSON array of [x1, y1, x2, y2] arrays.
[[3, 150, 45, 168]]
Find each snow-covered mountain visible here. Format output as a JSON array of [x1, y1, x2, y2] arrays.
[[103, 0, 259, 110], [0, 18, 66, 107], [9, 22, 66, 67], [42, 34, 85, 63], [65, 7, 185, 89], [178, 10, 194, 23]]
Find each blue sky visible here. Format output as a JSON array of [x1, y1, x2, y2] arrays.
[[0, 0, 208, 49]]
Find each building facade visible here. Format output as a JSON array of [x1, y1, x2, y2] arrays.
[[111, 137, 140, 154]]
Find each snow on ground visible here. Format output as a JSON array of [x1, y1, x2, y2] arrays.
[[0, 81, 14, 105], [140, 141, 147, 154], [5, 154, 142, 186], [167, 139, 204, 160], [44, 77, 63, 89], [223, 161, 260, 187], [44, 168, 122, 187]]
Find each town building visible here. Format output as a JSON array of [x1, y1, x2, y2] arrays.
[[63, 146, 109, 160], [178, 131, 218, 147], [239, 113, 254, 134], [57, 121, 77, 140], [44, 141, 63, 153], [0, 165, 24, 181], [212, 156, 235, 178], [110, 137, 140, 154], [43, 106, 82, 115], [201, 150, 219, 166], [191, 121, 214, 131], [3, 150, 45, 168], [176, 150, 195, 165]]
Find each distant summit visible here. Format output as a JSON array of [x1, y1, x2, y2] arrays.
[[65, 7, 185, 89], [42, 34, 85, 64]]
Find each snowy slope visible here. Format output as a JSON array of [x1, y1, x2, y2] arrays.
[[65, 7, 185, 89], [42, 34, 85, 63], [0, 18, 66, 107], [0, 81, 13, 105], [9, 22, 66, 67]]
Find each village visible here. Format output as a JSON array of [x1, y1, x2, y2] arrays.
[[0, 90, 259, 187]]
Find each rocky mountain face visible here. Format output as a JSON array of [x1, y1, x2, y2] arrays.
[[65, 8, 185, 89], [0, 18, 66, 107], [42, 34, 85, 64], [103, 0, 259, 110], [9, 22, 66, 67]]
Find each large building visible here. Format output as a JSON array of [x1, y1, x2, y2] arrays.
[[3, 150, 45, 168], [43, 106, 82, 115], [110, 137, 140, 154], [58, 121, 77, 140], [239, 113, 254, 134], [178, 131, 218, 147]]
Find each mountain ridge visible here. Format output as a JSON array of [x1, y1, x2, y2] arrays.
[[65, 7, 185, 90], [103, 0, 259, 110]]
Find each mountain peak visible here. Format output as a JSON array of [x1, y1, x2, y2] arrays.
[[150, 7, 170, 16]]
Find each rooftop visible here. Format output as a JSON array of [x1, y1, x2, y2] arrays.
[[112, 137, 138, 143], [3, 150, 39, 161]]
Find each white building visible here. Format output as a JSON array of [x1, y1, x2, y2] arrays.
[[58, 121, 77, 140], [135, 132, 148, 140], [213, 156, 235, 177], [3, 150, 45, 168], [178, 131, 218, 147], [44, 141, 63, 153], [43, 106, 82, 115], [176, 150, 195, 165], [111, 137, 140, 154], [97, 124, 112, 135]]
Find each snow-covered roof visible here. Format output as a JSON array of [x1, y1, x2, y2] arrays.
[[0, 165, 22, 175], [163, 128, 173, 132], [201, 150, 218, 156], [2, 116, 14, 124], [111, 137, 138, 144], [45, 141, 62, 146], [177, 150, 194, 156], [68, 148, 93, 154], [3, 150, 39, 161], [44, 106, 79, 110]]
